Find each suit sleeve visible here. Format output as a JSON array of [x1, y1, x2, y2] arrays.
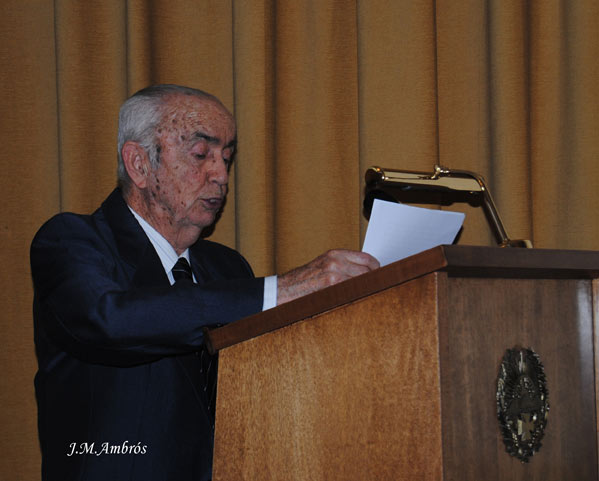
[[31, 214, 264, 367]]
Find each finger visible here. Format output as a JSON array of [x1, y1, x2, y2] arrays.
[[345, 261, 374, 278], [329, 249, 380, 270]]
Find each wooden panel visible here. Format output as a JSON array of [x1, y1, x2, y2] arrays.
[[442, 246, 599, 279], [438, 276, 597, 480], [213, 275, 443, 480]]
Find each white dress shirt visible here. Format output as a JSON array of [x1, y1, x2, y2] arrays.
[[129, 206, 277, 310]]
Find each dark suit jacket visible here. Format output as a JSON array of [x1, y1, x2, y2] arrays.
[[31, 188, 264, 481]]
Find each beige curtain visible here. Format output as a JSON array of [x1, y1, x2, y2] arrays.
[[1, 1, 597, 478]]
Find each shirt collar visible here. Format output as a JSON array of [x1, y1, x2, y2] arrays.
[[127, 206, 190, 284]]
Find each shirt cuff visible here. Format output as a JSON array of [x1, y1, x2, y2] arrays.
[[262, 275, 278, 311]]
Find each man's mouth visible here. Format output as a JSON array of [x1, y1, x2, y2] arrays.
[[201, 197, 224, 210]]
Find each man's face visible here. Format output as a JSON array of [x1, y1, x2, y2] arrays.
[[144, 94, 236, 234]]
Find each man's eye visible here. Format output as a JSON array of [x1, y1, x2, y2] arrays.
[[224, 149, 234, 166], [194, 154, 206, 160]]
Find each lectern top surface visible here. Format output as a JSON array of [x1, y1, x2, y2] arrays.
[[206, 245, 599, 353]]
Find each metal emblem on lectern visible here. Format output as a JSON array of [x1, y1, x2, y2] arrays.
[[496, 348, 549, 463]]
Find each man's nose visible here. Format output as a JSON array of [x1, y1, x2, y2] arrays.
[[207, 152, 229, 185]]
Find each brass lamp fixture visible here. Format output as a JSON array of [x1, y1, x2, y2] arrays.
[[364, 165, 532, 248]]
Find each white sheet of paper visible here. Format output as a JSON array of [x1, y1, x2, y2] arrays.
[[362, 199, 465, 266]]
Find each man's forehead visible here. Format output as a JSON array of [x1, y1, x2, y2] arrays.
[[158, 94, 235, 138], [162, 94, 232, 120]]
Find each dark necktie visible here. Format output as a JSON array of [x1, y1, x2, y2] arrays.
[[171, 256, 218, 429], [172, 257, 193, 283]]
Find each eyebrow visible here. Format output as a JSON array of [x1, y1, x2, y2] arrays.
[[192, 131, 237, 149]]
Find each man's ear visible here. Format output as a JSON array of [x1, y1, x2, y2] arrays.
[[121, 141, 152, 189]]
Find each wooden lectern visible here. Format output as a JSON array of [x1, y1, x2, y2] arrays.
[[206, 246, 599, 480]]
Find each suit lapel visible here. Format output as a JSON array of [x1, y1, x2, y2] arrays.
[[101, 188, 169, 288], [189, 248, 213, 285]]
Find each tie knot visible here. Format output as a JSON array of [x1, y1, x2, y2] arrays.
[[172, 257, 193, 283]]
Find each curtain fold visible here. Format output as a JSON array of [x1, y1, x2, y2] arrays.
[[1, 3, 60, 480], [233, 0, 277, 274], [358, 0, 440, 239], [54, 1, 128, 212], [1, 1, 597, 479], [529, 0, 599, 248], [273, 0, 361, 272]]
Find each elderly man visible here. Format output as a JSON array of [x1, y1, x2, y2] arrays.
[[31, 84, 378, 481]]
